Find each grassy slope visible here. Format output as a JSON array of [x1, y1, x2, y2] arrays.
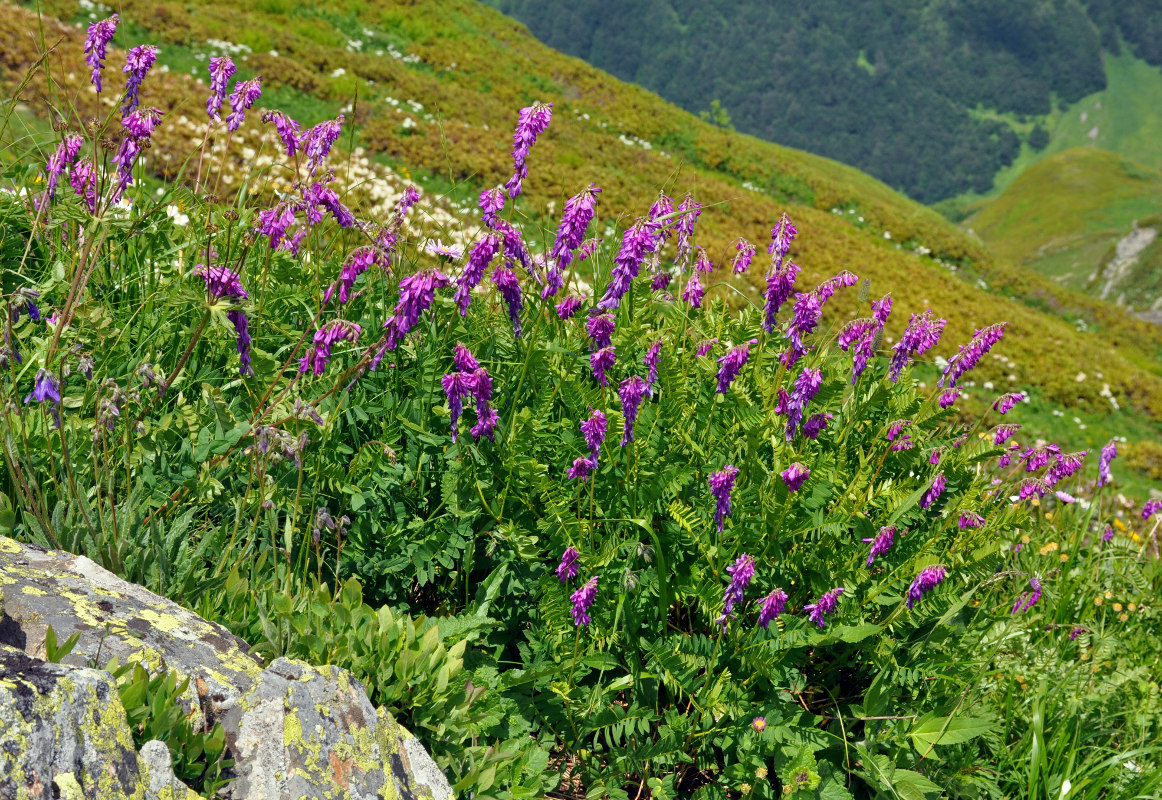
[[964, 148, 1162, 291], [6, 0, 1162, 476]]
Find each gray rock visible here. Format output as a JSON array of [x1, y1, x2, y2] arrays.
[[138, 740, 199, 800], [1, 537, 454, 800], [0, 644, 143, 800]]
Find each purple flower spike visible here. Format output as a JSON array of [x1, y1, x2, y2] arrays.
[[781, 462, 810, 493], [479, 187, 505, 228], [84, 14, 118, 92], [644, 340, 663, 391], [226, 77, 263, 133], [906, 565, 947, 610], [784, 367, 823, 441], [992, 392, 1025, 415], [122, 45, 158, 113], [804, 587, 844, 628], [505, 101, 553, 198], [326, 246, 377, 305], [940, 322, 1008, 388], [591, 346, 616, 386], [556, 294, 584, 320], [939, 389, 961, 409], [762, 260, 800, 333], [802, 413, 832, 440], [382, 268, 451, 350], [651, 271, 673, 292], [70, 159, 98, 213], [1046, 451, 1087, 487], [1011, 577, 1041, 614], [228, 310, 253, 377], [993, 423, 1021, 446], [674, 194, 702, 266], [24, 369, 62, 428], [921, 472, 947, 510], [44, 135, 83, 200], [717, 553, 754, 628], [206, 56, 237, 122], [696, 339, 718, 358], [548, 183, 601, 295], [453, 343, 479, 373], [586, 313, 615, 351], [959, 511, 985, 529], [758, 589, 788, 629], [568, 456, 597, 481], [299, 115, 346, 173], [1141, 499, 1162, 520], [715, 340, 756, 393], [889, 311, 946, 382], [299, 320, 361, 376], [619, 375, 648, 445], [581, 409, 608, 457], [1098, 439, 1117, 488], [492, 267, 523, 338], [442, 371, 471, 442], [599, 219, 659, 310], [768, 212, 798, 262], [570, 576, 598, 627], [733, 240, 756, 274], [682, 273, 705, 307], [455, 234, 501, 316], [886, 419, 912, 442], [862, 525, 896, 566], [708, 465, 740, 532], [557, 547, 580, 582]]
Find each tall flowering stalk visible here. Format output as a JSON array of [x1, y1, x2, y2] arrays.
[[716, 553, 754, 628], [769, 212, 798, 261], [455, 235, 500, 316], [940, 322, 1008, 387], [599, 219, 658, 310], [121, 44, 157, 112], [84, 14, 118, 92], [758, 589, 788, 629], [570, 576, 598, 627], [505, 102, 552, 198], [804, 587, 843, 628], [715, 340, 756, 393], [708, 465, 740, 531], [889, 311, 946, 381], [1098, 439, 1117, 488], [547, 184, 601, 297], [762, 260, 800, 333], [206, 56, 236, 122], [619, 376, 648, 445]]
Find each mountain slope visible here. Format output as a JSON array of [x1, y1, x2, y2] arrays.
[[965, 148, 1162, 309], [7, 0, 1162, 445]]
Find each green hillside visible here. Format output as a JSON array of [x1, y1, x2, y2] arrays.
[[7, 0, 1162, 471], [964, 148, 1162, 305]]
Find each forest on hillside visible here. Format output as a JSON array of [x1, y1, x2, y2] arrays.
[[485, 0, 1162, 203]]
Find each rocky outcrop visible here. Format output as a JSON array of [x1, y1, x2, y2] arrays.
[[0, 537, 453, 800]]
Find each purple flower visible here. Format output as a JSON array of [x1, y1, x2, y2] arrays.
[[492, 267, 523, 338], [644, 340, 663, 390], [325, 247, 377, 305], [1046, 451, 1087, 487], [682, 273, 706, 307], [228, 309, 253, 377], [479, 187, 505, 228], [299, 115, 345, 173], [781, 462, 810, 493], [299, 320, 361, 376], [1022, 444, 1059, 473], [44, 135, 83, 200], [304, 182, 355, 229], [548, 183, 601, 294], [784, 367, 822, 441], [693, 247, 714, 274], [1098, 439, 1117, 488], [554, 294, 583, 320], [862, 526, 897, 566], [581, 409, 608, 457], [66, 156, 96, 213], [768, 212, 798, 261], [1011, 577, 1041, 614], [442, 371, 471, 442], [1019, 478, 1050, 501], [718, 553, 754, 628], [993, 424, 1021, 446], [1141, 499, 1162, 521], [939, 389, 961, 409], [454, 343, 479, 373], [758, 589, 788, 629], [886, 420, 912, 442], [590, 346, 616, 386], [649, 193, 673, 239], [838, 317, 881, 384], [715, 340, 757, 393], [929, 447, 943, 465], [84, 14, 118, 92], [940, 322, 1008, 388], [383, 268, 451, 350], [1102, 525, 1115, 543], [226, 77, 263, 133], [651, 271, 673, 292], [586, 313, 615, 351], [1055, 491, 1077, 504], [505, 101, 552, 198], [570, 576, 598, 627], [121, 44, 157, 112], [263, 110, 302, 156], [802, 413, 832, 439], [921, 473, 947, 510], [674, 194, 701, 266], [752, 716, 767, 732], [762, 260, 800, 333], [785, 291, 821, 354], [992, 392, 1024, 415], [557, 547, 580, 582], [906, 565, 947, 610], [206, 56, 236, 121], [804, 587, 843, 628], [599, 219, 659, 310], [732, 240, 756, 274], [455, 234, 500, 316], [468, 367, 500, 441], [708, 465, 740, 532], [568, 456, 597, 481], [196, 263, 248, 300], [1070, 627, 1087, 641], [872, 294, 893, 324], [696, 339, 718, 357], [619, 376, 648, 445], [889, 311, 946, 382], [959, 511, 985, 529], [24, 369, 62, 428]]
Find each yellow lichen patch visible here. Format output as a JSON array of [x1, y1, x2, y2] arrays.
[[21, 586, 48, 596], [135, 607, 190, 635], [0, 537, 22, 554]]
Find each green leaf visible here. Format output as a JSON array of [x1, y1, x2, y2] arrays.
[[908, 715, 992, 748]]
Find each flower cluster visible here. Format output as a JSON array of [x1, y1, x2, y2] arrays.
[[715, 340, 757, 394], [300, 320, 361, 376], [906, 565, 947, 610], [889, 311, 946, 381], [708, 465, 740, 531], [505, 102, 552, 198], [569, 409, 608, 481], [619, 375, 649, 445], [940, 322, 1008, 387], [863, 526, 897, 566], [84, 14, 118, 92], [804, 587, 844, 628], [717, 553, 754, 629]]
